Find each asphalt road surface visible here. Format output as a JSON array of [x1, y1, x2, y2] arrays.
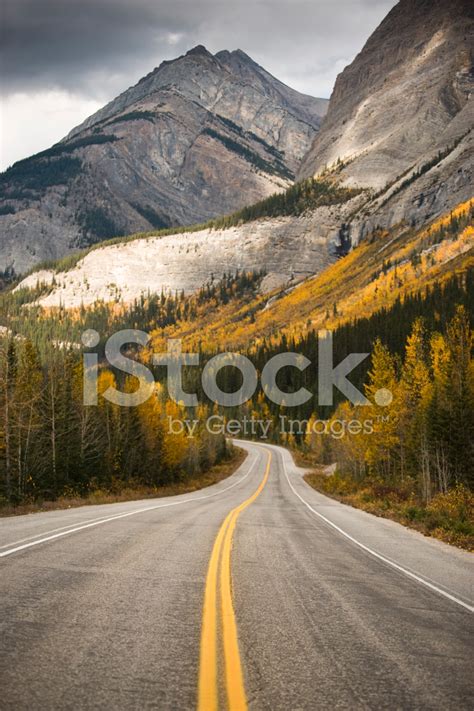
[[1, 441, 473, 710]]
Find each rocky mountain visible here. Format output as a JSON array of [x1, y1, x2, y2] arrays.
[[13, 0, 474, 309], [0, 46, 327, 275], [299, 0, 473, 237]]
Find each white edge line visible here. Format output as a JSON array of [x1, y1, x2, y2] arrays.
[[0, 448, 260, 558], [252, 442, 474, 614]]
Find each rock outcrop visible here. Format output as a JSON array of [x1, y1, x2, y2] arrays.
[[16, 197, 363, 308], [0, 47, 327, 275]]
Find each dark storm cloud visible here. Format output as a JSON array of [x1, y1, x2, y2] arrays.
[[1, 0, 397, 99], [1, 0, 193, 95]]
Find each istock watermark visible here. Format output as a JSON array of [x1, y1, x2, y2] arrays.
[[81, 328, 393, 409]]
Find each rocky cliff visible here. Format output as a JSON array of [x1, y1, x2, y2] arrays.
[[0, 46, 327, 275], [299, 0, 473, 236]]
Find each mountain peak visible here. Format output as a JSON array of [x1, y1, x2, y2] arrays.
[[215, 48, 260, 70], [215, 48, 253, 62], [232, 48, 255, 62], [186, 45, 213, 59]]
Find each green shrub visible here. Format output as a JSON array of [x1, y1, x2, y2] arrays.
[[106, 110, 156, 125], [0, 204, 15, 215]]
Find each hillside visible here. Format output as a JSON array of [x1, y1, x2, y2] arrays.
[[0, 46, 327, 276], [143, 199, 474, 352], [6, 200, 473, 356], [14, 179, 364, 308]]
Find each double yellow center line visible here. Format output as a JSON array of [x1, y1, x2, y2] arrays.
[[198, 449, 271, 711]]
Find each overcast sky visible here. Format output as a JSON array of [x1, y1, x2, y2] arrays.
[[0, 0, 397, 171]]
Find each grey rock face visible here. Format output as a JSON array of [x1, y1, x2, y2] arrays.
[[298, 0, 474, 229], [0, 47, 327, 275]]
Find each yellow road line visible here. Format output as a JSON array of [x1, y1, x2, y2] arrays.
[[198, 449, 271, 711]]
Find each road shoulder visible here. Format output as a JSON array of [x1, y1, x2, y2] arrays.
[[273, 443, 474, 610]]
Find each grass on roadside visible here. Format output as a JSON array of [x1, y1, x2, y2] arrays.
[[305, 471, 474, 552], [0, 446, 247, 517]]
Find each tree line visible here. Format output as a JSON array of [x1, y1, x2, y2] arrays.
[[180, 270, 473, 500], [304, 307, 473, 499], [0, 340, 227, 505], [1, 266, 472, 505], [1, 270, 266, 361]]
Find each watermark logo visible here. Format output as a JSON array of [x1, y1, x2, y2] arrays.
[[81, 328, 391, 410], [167, 414, 375, 440]]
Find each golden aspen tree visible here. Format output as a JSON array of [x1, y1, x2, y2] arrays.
[[136, 384, 167, 484], [400, 319, 432, 491], [364, 339, 402, 480], [162, 399, 189, 476]]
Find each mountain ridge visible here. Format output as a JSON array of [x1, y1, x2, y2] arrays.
[[67, 46, 327, 142]]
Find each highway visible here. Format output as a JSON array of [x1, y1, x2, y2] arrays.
[[1, 441, 473, 710]]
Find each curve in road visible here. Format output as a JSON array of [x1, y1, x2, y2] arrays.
[[0, 441, 473, 710]]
